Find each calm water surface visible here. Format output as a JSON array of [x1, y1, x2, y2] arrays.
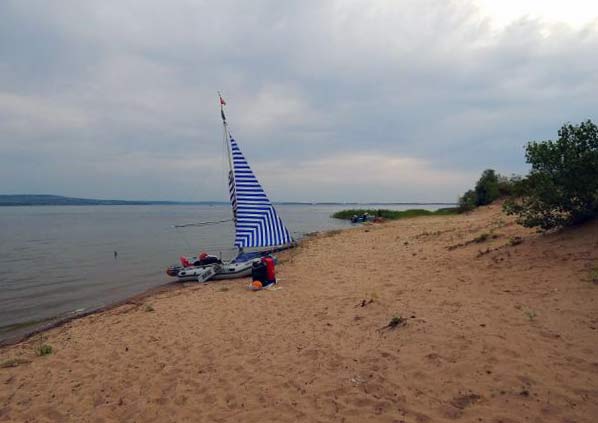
[[0, 204, 443, 341]]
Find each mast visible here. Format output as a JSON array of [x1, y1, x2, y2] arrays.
[[219, 92, 234, 181], [219, 92, 242, 254]]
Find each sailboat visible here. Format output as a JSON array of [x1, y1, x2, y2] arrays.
[[166, 94, 294, 282]]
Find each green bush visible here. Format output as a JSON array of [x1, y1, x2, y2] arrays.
[[458, 189, 477, 212], [475, 169, 500, 206], [458, 169, 513, 212], [497, 174, 521, 197], [504, 120, 598, 230]]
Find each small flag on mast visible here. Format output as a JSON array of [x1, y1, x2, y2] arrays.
[[219, 92, 227, 122]]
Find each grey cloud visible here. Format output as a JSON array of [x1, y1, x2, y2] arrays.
[[0, 0, 596, 202]]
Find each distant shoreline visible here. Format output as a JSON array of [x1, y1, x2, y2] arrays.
[[0, 195, 456, 207]]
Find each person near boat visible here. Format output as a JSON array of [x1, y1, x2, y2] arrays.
[[176, 252, 222, 269], [193, 252, 221, 266]]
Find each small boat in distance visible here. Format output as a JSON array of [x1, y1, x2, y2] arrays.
[[166, 94, 295, 282]]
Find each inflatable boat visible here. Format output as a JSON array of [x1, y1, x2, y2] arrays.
[[166, 251, 278, 282], [351, 213, 375, 223]]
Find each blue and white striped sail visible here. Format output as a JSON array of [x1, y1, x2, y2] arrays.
[[227, 134, 293, 249]]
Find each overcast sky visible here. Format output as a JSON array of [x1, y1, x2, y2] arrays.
[[1, 0, 597, 202]]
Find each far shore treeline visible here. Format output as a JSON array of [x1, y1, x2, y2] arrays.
[[334, 119, 597, 230], [0, 194, 190, 207], [0, 195, 454, 208]]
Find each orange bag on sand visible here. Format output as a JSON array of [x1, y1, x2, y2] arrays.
[[251, 280, 263, 290]]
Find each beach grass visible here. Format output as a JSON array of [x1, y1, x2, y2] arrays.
[[331, 207, 458, 220], [34, 344, 52, 356]]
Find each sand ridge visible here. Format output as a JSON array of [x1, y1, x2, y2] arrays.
[[1, 204, 597, 422]]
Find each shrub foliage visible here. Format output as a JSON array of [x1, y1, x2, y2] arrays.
[[504, 120, 598, 229], [475, 169, 500, 206], [458, 190, 478, 212], [458, 169, 517, 211]]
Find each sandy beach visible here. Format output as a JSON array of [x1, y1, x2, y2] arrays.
[[1, 204, 597, 422]]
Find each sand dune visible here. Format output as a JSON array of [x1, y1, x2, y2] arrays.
[[1, 204, 597, 422]]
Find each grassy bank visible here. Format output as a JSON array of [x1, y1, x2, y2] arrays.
[[331, 208, 459, 220]]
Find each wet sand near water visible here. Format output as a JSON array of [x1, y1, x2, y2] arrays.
[[1, 204, 597, 422]]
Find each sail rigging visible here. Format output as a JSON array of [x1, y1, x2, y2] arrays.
[[220, 95, 293, 249]]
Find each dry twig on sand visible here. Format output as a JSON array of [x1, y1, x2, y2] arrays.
[[379, 315, 407, 331]]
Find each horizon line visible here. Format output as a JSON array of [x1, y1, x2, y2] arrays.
[[0, 194, 457, 206]]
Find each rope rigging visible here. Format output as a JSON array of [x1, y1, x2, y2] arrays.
[[173, 218, 234, 228]]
